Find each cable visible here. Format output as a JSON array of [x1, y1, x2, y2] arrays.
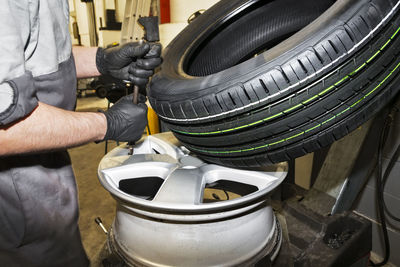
[[381, 105, 400, 223], [369, 104, 400, 266], [369, 116, 391, 266], [382, 143, 400, 222]]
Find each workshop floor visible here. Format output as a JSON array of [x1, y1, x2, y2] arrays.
[[69, 94, 118, 266]]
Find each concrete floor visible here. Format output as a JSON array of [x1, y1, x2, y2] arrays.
[[69, 95, 118, 265]]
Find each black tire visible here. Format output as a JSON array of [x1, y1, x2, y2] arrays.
[[149, 0, 400, 168]]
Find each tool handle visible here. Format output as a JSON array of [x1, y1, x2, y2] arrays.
[[138, 16, 160, 42], [127, 15, 159, 150], [133, 85, 139, 104], [138, 16, 160, 60]]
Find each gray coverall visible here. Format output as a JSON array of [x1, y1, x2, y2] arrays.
[[0, 1, 89, 266]]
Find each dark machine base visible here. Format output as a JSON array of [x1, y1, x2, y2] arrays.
[[269, 188, 372, 267]]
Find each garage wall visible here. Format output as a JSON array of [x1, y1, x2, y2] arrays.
[[169, 0, 219, 23], [69, 0, 222, 47]]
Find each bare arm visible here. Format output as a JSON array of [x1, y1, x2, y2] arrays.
[[72, 46, 101, 79], [0, 102, 107, 156]]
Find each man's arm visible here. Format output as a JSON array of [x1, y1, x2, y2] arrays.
[[0, 102, 107, 156], [73, 46, 101, 79], [0, 42, 160, 156], [0, 94, 148, 157]]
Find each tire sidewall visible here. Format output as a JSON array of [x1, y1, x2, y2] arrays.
[[149, 0, 362, 102]]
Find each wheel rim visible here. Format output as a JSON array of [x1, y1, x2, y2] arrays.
[[98, 135, 287, 215], [98, 135, 287, 266]]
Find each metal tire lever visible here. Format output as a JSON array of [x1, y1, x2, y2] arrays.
[[128, 16, 160, 155]]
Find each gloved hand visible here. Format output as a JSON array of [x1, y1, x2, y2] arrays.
[[96, 42, 162, 86], [100, 94, 148, 142]]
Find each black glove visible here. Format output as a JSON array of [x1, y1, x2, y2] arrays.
[[96, 42, 162, 86], [101, 94, 148, 142]]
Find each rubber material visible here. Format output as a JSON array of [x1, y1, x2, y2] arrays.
[[185, 0, 335, 77], [149, 0, 400, 168]]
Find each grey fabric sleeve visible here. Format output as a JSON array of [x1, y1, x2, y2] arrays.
[[0, 0, 38, 126], [0, 83, 13, 114], [0, 73, 38, 126]]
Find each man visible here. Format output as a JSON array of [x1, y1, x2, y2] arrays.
[[0, 1, 162, 266]]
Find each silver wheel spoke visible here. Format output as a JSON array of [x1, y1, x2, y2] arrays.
[[153, 168, 205, 204], [98, 136, 287, 211]]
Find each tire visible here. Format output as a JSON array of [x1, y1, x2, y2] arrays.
[[149, 0, 400, 168]]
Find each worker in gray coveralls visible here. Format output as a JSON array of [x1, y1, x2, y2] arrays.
[[0, 1, 162, 266]]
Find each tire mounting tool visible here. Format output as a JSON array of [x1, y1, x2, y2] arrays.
[[128, 16, 160, 155]]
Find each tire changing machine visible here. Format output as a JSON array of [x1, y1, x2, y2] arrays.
[[93, 0, 376, 263], [97, 132, 372, 267]]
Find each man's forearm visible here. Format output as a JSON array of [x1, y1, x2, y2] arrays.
[[0, 102, 107, 156], [72, 46, 101, 79]]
